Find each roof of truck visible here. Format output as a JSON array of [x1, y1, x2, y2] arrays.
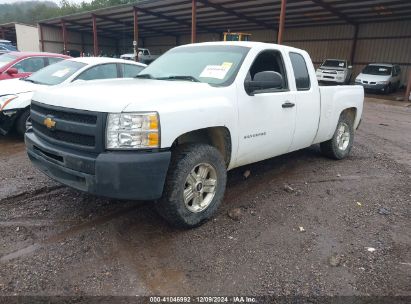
[[177, 41, 305, 53]]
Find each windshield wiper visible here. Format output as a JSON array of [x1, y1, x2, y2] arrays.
[[135, 74, 154, 79], [21, 78, 36, 83], [158, 75, 200, 82], [21, 78, 46, 85]]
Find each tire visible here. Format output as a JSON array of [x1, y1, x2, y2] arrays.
[[384, 83, 392, 94], [155, 144, 227, 229], [320, 113, 354, 160], [15, 108, 30, 136]]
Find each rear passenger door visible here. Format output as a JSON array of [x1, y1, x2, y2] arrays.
[[287, 52, 321, 152]]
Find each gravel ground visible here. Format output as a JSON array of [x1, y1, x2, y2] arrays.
[[0, 98, 410, 297]]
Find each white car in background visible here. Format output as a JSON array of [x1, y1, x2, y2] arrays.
[[0, 57, 146, 136], [355, 63, 401, 94], [316, 59, 352, 85]]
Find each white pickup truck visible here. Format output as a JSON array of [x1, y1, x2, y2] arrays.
[[120, 48, 159, 64], [25, 42, 364, 228]]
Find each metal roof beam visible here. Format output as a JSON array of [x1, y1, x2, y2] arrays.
[[94, 14, 176, 37], [135, 5, 220, 34], [63, 19, 129, 39], [197, 0, 274, 30], [310, 0, 357, 25]]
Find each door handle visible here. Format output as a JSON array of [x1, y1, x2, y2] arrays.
[[282, 101, 295, 108]]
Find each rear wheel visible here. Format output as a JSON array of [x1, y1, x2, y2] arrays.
[[15, 108, 30, 136], [155, 144, 227, 228], [320, 113, 354, 160]]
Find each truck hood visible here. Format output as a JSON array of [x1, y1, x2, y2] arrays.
[[32, 78, 221, 113], [0, 78, 42, 95], [356, 73, 390, 82]]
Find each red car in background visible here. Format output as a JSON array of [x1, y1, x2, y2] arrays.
[[0, 52, 70, 81]]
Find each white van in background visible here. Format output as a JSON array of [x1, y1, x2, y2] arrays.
[[355, 63, 401, 94]]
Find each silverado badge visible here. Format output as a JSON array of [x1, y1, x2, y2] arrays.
[[43, 117, 56, 130]]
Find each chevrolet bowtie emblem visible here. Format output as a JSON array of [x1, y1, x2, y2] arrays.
[[43, 117, 56, 129]]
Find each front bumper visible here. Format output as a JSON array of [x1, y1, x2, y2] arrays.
[[25, 130, 171, 200], [0, 109, 21, 135], [356, 83, 387, 91], [317, 74, 345, 84]]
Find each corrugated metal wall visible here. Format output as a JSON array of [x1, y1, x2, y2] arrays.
[[41, 25, 120, 56], [282, 21, 411, 84]]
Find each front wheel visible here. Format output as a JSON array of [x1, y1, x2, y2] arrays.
[[320, 114, 354, 160], [383, 83, 392, 94], [155, 144, 227, 228], [15, 109, 30, 136]]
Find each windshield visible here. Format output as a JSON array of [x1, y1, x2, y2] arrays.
[[362, 65, 392, 76], [0, 44, 17, 51], [321, 60, 346, 68], [0, 53, 17, 68], [25, 60, 86, 85], [138, 45, 250, 86]]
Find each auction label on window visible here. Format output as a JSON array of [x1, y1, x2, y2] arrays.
[[52, 68, 71, 78], [200, 62, 233, 79]]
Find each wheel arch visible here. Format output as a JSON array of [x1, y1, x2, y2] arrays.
[[171, 126, 232, 167], [339, 107, 357, 124]]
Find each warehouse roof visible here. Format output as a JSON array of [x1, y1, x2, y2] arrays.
[[38, 0, 411, 39]]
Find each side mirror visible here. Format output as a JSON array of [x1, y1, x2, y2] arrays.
[[348, 65, 353, 69], [245, 71, 284, 95], [6, 68, 18, 75]]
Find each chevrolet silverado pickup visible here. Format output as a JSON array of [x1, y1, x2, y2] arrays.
[[25, 42, 364, 228]]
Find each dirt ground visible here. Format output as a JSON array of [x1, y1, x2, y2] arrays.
[[0, 97, 410, 298]]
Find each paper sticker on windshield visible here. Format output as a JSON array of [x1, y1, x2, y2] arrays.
[[379, 68, 388, 72], [52, 68, 70, 78], [339, 63, 344, 67], [200, 63, 232, 80]]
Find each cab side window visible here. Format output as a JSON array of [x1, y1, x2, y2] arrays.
[[121, 64, 145, 78], [289, 52, 311, 91], [77, 63, 118, 81], [13, 57, 46, 73], [246, 50, 288, 93]]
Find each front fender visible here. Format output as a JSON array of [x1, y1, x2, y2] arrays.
[[158, 96, 237, 150]]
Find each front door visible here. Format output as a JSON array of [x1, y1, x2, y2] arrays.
[[235, 50, 296, 167]]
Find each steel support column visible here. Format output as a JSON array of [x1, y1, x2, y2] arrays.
[[405, 70, 411, 102], [277, 0, 287, 44], [191, 0, 197, 43], [350, 25, 359, 65], [80, 32, 85, 55], [38, 23, 45, 52], [92, 14, 99, 56], [61, 20, 68, 54], [133, 6, 139, 61]]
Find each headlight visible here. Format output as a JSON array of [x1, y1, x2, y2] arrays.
[[355, 79, 361, 83], [378, 81, 389, 85], [106, 112, 159, 149], [0, 94, 18, 111]]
